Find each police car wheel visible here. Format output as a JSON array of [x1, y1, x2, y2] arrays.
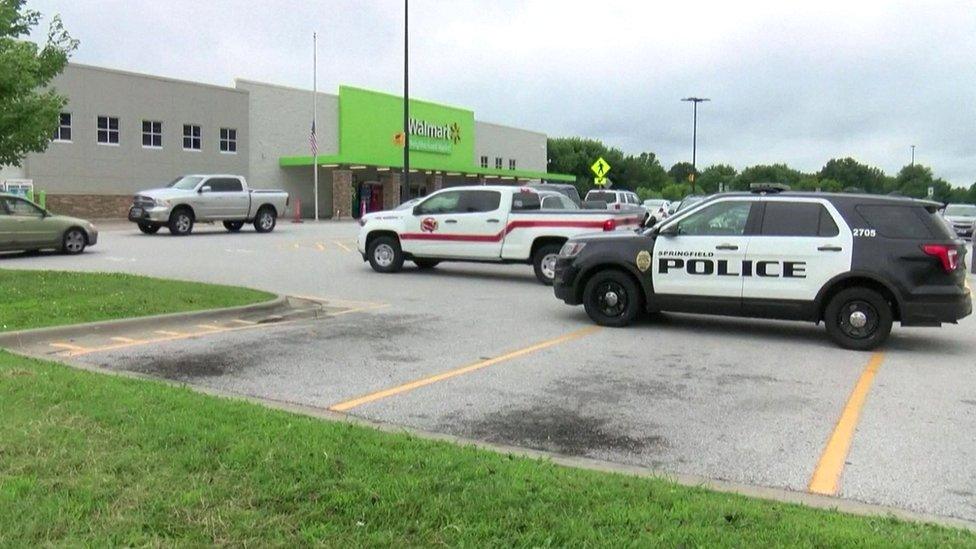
[[824, 287, 893, 351], [532, 244, 563, 285], [367, 235, 404, 273], [583, 270, 642, 327]]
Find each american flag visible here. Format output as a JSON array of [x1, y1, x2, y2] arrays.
[[309, 120, 317, 156]]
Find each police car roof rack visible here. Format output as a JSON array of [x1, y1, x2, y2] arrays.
[[749, 182, 790, 194]]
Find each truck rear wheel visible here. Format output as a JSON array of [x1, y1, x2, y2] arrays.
[[168, 209, 194, 236], [532, 243, 563, 285], [367, 235, 404, 273], [223, 221, 245, 232], [824, 287, 893, 350], [254, 207, 277, 233], [582, 270, 642, 327]]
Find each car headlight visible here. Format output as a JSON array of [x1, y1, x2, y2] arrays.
[[559, 241, 586, 257]]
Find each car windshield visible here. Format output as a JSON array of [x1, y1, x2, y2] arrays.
[[395, 198, 421, 211], [678, 195, 707, 211], [944, 204, 976, 217], [168, 176, 204, 190]]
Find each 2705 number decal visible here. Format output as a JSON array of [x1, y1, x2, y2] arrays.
[[852, 228, 877, 237]]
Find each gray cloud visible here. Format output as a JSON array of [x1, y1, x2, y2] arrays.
[[29, 0, 976, 185]]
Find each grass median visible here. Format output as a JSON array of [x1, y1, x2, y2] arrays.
[[1, 270, 974, 545], [0, 269, 274, 332]]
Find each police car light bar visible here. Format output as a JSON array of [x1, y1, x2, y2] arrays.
[[749, 182, 790, 193]]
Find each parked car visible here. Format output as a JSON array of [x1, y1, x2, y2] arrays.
[[642, 199, 671, 225], [357, 185, 643, 284], [0, 192, 98, 255], [526, 183, 582, 207], [554, 190, 970, 350], [941, 203, 976, 238], [128, 175, 290, 236], [539, 190, 580, 210]]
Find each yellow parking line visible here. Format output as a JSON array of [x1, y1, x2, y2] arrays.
[[315, 243, 326, 252], [50, 342, 90, 353], [155, 330, 184, 336], [333, 240, 352, 253], [196, 324, 223, 331], [329, 326, 602, 413], [230, 319, 257, 325], [109, 336, 141, 343], [292, 243, 300, 250], [64, 321, 297, 357], [808, 352, 885, 496]]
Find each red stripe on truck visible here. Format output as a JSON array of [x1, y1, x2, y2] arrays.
[[400, 217, 641, 242]]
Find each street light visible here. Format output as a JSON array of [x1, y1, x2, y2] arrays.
[[910, 144, 916, 167], [681, 96, 709, 193]]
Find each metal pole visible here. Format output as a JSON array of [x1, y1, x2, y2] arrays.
[[910, 145, 916, 167], [402, 0, 410, 202], [313, 32, 319, 221], [691, 101, 698, 192]]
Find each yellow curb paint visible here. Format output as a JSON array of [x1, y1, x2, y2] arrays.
[[808, 352, 885, 496], [109, 336, 140, 343], [329, 326, 602, 413], [333, 240, 352, 252], [49, 342, 90, 353]]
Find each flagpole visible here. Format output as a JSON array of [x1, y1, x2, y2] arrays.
[[312, 32, 319, 221]]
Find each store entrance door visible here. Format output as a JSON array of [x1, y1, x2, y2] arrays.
[[358, 182, 383, 217]]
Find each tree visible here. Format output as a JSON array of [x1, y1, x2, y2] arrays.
[[695, 164, 737, 194], [817, 158, 891, 195], [891, 164, 953, 201], [733, 164, 807, 190], [667, 162, 696, 186], [0, 0, 77, 167]]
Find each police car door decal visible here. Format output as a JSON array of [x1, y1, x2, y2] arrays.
[[652, 199, 753, 298], [741, 198, 853, 302]]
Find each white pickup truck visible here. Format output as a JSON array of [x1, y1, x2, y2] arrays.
[[357, 185, 643, 284], [128, 174, 289, 236]]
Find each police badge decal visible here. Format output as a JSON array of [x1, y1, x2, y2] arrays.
[[636, 250, 652, 272]]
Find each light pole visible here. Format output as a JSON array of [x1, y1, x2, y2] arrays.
[[402, 0, 410, 202], [681, 96, 709, 193], [910, 144, 916, 167]]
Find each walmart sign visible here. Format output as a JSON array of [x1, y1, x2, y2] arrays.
[[408, 118, 461, 154]]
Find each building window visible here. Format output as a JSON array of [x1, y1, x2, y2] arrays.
[[96, 115, 119, 145], [219, 128, 237, 153], [480, 155, 488, 168], [53, 112, 71, 142], [495, 157, 502, 169], [142, 120, 162, 148], [182, 124, 201, 151], [509, 159, 516, 170]]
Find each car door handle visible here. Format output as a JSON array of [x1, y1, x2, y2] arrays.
[[444, 219, 458, 224], [715, 244, 738, 250], [818, 245, 843, 252], [486, 219, 500, 223]]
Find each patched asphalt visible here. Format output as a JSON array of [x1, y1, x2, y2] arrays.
[[4, 221, 976, 524]]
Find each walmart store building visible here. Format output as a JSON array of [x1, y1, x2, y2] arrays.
[[1, 63, 574, 219]]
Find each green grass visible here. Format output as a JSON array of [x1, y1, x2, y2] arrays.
[[0, 269, 274, 332], [1, 269, 973, 545], [1, 354, 974, 546]]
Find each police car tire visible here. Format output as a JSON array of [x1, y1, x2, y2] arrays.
[[582, 270, 642, 327], [414, 259, 440, 270], [367, 235, 404, 273], [824, 287, 893, 351], [533, 243, 563, 285]]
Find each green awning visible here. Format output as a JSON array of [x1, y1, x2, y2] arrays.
[[279, 154, 576, 183]]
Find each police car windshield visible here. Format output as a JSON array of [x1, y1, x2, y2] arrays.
[[944, 204, 976, 217]]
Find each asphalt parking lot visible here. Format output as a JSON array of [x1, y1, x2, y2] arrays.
[[4, 220, 976, 524]]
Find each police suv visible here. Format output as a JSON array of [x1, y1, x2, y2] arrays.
[[553, 189, 972, 350]]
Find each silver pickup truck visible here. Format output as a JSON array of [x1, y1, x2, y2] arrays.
[[128, 174, 289, 235]]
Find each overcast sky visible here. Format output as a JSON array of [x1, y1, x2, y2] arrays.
[[29, 0, 976, 185]]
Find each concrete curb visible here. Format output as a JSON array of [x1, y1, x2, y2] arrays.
[[0, 294, 288, 350], [7, 347, 975, 534]]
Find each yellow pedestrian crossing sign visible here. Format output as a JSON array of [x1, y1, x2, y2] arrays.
[[591, 157, 611, 186]]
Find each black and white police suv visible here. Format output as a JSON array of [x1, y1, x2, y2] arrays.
[[553, 189, 972, 350]]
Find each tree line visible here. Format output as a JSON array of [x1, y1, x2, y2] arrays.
[[547, 137, 975, 204]]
